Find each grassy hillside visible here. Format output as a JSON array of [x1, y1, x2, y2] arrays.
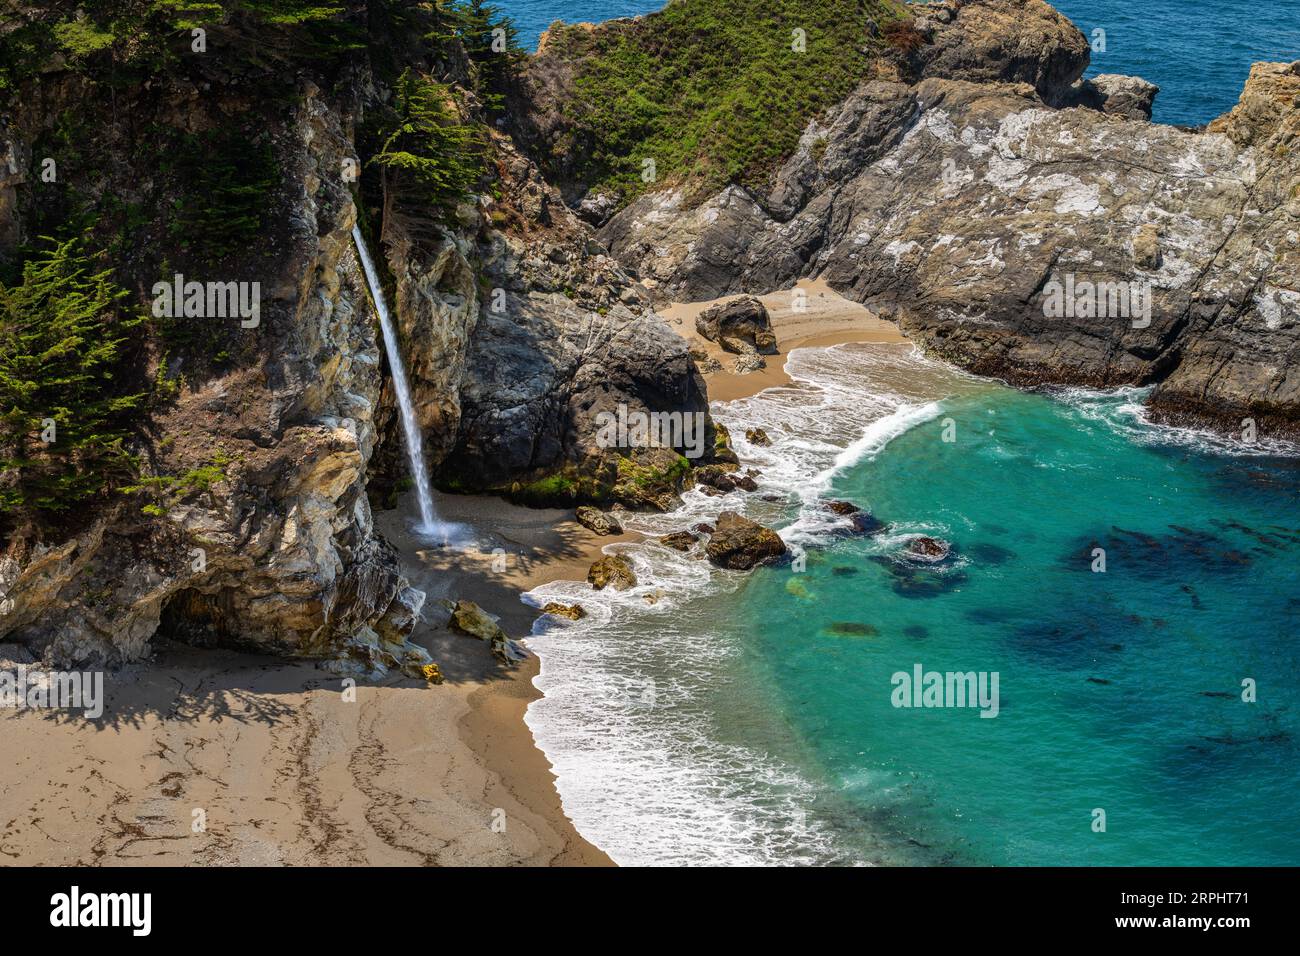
[[535, 0, 912, 205]]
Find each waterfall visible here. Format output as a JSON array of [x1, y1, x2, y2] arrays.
[[352, 225, 440, 536]]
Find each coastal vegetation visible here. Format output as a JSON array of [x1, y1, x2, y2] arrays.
[[535, 0, 910, 205], [0, 235, 145, 524]]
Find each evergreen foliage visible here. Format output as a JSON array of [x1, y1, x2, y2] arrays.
[[371, 69, 485, 211], [447, 0, 526, 113], [0, 235, 145, 520]]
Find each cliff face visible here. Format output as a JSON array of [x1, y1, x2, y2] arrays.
[[384, 133, 711, 505], [0, 79, 428, 674], [0, 6, 713, 668], [585, 0, 1300, 438]]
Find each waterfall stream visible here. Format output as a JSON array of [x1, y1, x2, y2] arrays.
[[352, 225, 440, 536]]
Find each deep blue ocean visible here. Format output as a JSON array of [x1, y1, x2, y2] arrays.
[[500, 0, 1300, 126], [505, 2, 1300, 865]]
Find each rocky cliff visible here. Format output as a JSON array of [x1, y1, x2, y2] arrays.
[[0, 4, 713, 669], [570, 0, 1300, 438]]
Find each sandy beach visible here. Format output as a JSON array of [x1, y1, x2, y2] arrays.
[[0, 281, 900, 867], [660, 279, 906, 403], [0, 495, 624, 866]]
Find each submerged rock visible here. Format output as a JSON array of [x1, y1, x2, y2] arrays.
[[575, 505, 623, 536], [541, 601, 586, 620], [744, 427, 773, 446], [705, 511, 788, 570], [823, 499, 886, 535], [587, 554, 638, 591], [906, 536, 953, 562], [658, 531, 699, 552], [824, 622, 879, 637]]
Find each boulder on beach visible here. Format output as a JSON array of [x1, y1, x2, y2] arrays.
[[658, 531, 699, 552], [588, 554, 638, 590], [695, 296, 779, 354], [450, 599, 506, 642], [745, 427, 772, 446], [705, 511, 788, 570], [450, 600, 528, 664], [575, 505, 623, 536], [731, 346, 766, 374]]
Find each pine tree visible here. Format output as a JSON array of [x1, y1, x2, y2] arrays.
[[371, 70, 484, 212], [0, 236, 145, 521]]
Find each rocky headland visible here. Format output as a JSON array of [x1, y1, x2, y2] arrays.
[[526, 0, 1300, 439]]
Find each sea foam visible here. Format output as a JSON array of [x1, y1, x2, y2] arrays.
[[522, 342, 962, 865]]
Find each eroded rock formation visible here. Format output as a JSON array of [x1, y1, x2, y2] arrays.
[[587, 0, 1300, 437]]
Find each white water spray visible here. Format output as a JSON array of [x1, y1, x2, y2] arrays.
[[352, 225, 440, 536]]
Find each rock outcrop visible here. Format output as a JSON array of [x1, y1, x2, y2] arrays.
[[575, 506, 623, 535], [426, 133, 717, 504], [0, 7, 718, 669], [1066, 74, 1160, 121], [695, 296, 778, 354], [0, 83, 429, 671], [587, 554, 638, 590], [704, 511, 788, 570], [588, 0, 1300, 438]]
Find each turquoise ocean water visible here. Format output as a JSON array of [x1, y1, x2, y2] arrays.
[[500, 0, 1300, 127], [525, 343, 1300, 866], [505, 1, 1300, 865]]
